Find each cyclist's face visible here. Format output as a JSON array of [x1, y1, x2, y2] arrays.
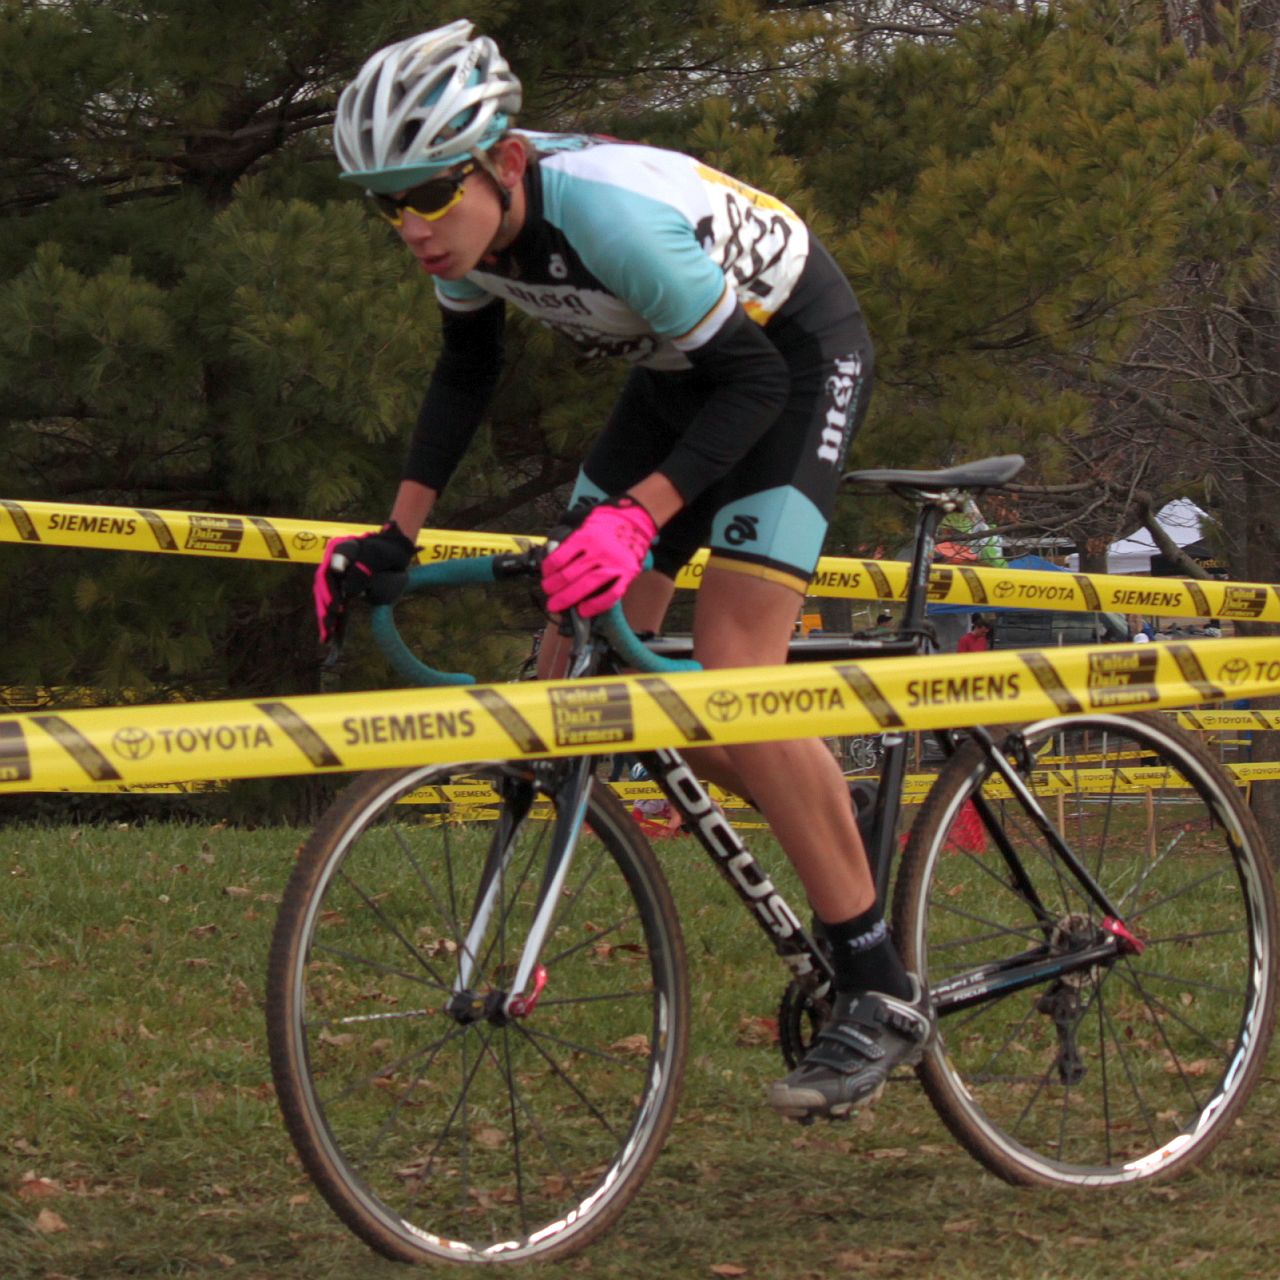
[[393, 141, 525, 279]]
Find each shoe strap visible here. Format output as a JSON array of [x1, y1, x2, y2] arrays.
[[804, 1022, 886, 1074], [876, 1000, 929, 1040]]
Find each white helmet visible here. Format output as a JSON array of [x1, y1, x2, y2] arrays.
[[334, 20, 522, 192]]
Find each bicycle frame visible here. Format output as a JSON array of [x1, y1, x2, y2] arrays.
[[449, 482, 1139, 1023], [274, 452, 1274, 1261]]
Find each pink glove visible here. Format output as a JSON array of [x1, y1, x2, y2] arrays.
[[542, 497, 656, 619]]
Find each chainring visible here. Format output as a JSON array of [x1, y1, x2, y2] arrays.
[[777, 980, 832, 1070]]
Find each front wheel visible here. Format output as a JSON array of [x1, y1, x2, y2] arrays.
[[266, 762, 689, 1264], [894, 712, 1277, 1188]]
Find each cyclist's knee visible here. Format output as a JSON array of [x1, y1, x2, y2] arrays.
[[692, 569, 801, 666]]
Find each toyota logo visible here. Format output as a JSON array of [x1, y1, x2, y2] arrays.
[[1218, 658, 1252, 687], [705, 690, 743, 722], [112, 727, 155, 761], [994, 580, 1016, 599], [291, 531, 319, 551]]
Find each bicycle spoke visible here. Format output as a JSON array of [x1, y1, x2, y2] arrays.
[[898, 714, 1276, 1186], [1107, 962, 1233, 1061], [1122, 860, 1235, 925], [543, 912, 643, 968], [311, 939, 450, 994], [364, 1021, 488, 1174], [391, 822, 465, 949], [336, 867, 452, 989], [519, 1023, 652, 1074], [268, 762, 688, 1262], [511, 1021, 625, 1141], [1095, 990, 1161, 1149], [958, 991, 1046, 1085], [1118, 963, 1243, 1000], [537, 987, 655, 1008], [487, 1024, 595, 1209], [925, 897, 1048, 950]]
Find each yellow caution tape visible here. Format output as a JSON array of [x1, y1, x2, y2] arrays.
[[1172, 708, 1280, 730], [0, 498, 533, 565], [4, 497, 1278, 621], [3, 637, 1279, 793], [36, 756, 1277, 805]]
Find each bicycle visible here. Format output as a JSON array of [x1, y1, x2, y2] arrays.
[[266, 455, 1278, 1265]]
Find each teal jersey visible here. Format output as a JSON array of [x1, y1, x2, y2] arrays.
[[435, 132, 811, 370]]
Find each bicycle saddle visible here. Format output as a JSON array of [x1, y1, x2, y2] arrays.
[[843, 454, 1025, 492]]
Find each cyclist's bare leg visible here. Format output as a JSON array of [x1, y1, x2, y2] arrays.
[[538, 567, 873, 918], [685, 567, 875, 922], [538, 564, 923, 1112], [536, 572, 764, 806]]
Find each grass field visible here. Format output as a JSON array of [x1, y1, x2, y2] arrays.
[[2, 815, 1278, 1279]]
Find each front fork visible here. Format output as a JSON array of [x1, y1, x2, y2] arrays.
[[448, 756, 595, 1026], [449, 613, 607, 1025]]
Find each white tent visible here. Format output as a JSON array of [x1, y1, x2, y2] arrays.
[[1067, 498, 1207, 575]]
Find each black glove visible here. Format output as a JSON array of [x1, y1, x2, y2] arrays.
[[313, 521, 416, 644]]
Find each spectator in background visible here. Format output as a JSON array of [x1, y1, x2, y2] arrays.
[[957, 615, 993, 653], [865, 609, 895, 637], [1126, 613, 1155, 642]]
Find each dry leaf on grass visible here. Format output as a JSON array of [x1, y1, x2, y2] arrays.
[[609, 1033, 652, 1057], [17, 1174, 61, 1201], [1164, 1058, 1211, 1077], [1005, 1228, 1045, 1245], [835, 1247, 919, 1266], [710, 1265, 748, 1277], [34, 1208, 70, 1234], [734, 1015, 779, 1046]]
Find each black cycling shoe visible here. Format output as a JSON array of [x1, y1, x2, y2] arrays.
[[767, 978, 932, 1121]]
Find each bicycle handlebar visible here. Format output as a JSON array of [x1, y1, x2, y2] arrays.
[[368, 552, 702, 687]]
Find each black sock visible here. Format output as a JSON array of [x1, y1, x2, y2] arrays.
[[821, 903, 913, 999]]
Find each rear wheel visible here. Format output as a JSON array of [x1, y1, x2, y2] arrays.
[[894, 713, 1277, 1187], [266, 762, 689, 1264]]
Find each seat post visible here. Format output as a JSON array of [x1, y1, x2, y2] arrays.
[[901, 495, 951, 633]]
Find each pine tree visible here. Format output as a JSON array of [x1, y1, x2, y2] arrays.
[[0, 0, 824, 817]]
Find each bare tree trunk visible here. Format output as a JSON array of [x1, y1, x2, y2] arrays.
[[1236, 305, 1280, 849]]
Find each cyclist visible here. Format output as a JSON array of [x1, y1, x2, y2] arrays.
[[956, 614, 993, 652], [314, 19, 932, 1121]]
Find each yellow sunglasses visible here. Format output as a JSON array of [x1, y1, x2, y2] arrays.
[[367, 161, 477, 227]]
